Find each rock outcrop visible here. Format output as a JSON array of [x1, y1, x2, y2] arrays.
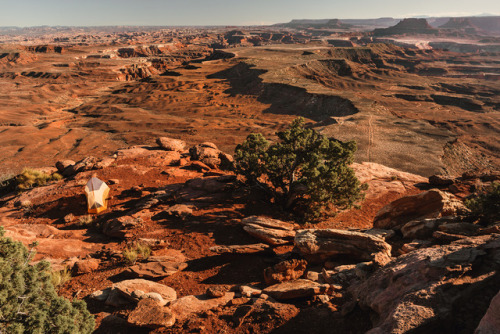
[[349, 235, 500, 334], [373, 189, 467, 230]]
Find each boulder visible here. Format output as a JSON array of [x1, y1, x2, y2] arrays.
[[125, 261, 188, 279], [241, 216, 297, 246], [294, 229, 392, 266], [263, 279, 333, 300], [264, 259, 308, 285], [156, 137, 186, 152], [476, 289, 500, 334], [73, 258, 99, 274], [128, 298, 175, 329], [55, 160, 75, 173], [113, 279, 177, 303], [169, 292, 235, 321], [373, 189, 468, 230], [349, 234, 500, 334], [429, 174, 454, 186]]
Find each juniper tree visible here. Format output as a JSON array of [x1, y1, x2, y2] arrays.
[[0, 227, 95, 334], [235, 117, 365, 220]]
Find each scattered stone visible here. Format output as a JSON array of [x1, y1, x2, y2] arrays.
[[128, 298, 176, 329], [401, 218, 443, 239], [229, 297, 250, 306], [137, 238, 168, 250], [73, 258, 99, 274], [429, 174, 455, 186], [90, 288, 111, 302], [184, 161, 211, 172], [63, 213, 75, 224], [105, 288, 132, 307], [209, 243, 270, 254], [294, 229, 392, 266], [62, 156, 98, 176], [206, 286, 226, 298], [400, 240, 432, 254], [364, 228, 396, 240], [101, 216, 141, 239], [125, 261, 188, 279], [322, 265, 356, 285], [156, 137, 186, 152], [114, 279, 177, 303], [199, 142, 218, 150], [239, 285, 262, 298], [108, 179, 120, 185], [373, 189, 468, 230], [263, 279, 332, 300], [55, 160, 75, 173], [305, 271, 323, 283], [165, 204, 193, 219], [264, 259, 308, 285], [241, 216, 297, 246]]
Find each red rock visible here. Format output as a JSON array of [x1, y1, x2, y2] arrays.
[[264, 259, 307, 285], [373, 189, 468, 230], [128, 298, 175, 329], [73, 258, 99, 274]]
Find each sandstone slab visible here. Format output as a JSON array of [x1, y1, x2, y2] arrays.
[[294, 229, 392, 266]]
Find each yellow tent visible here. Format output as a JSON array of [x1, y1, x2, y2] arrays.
[[84, 177, 110, 214]]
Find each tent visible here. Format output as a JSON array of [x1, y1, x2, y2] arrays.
[[84, 177, 110, 214]]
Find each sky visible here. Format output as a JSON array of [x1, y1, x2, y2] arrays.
[[0, 0, 499, 27]]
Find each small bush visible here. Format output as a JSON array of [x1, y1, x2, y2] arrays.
[[465, 182, 500, 225], [122, 243, 152, 265], [122, 248, 138, 265], [50, 267, 72, 287], [135, 243, 151, 260], [0, 226, 95, 333], [235, 117, 366, 220], [16, 168, 62, 190]]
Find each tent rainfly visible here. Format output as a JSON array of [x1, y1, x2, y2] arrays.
[[84, 177, 110, 214]]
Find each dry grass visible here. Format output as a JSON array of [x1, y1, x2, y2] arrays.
[[16, 168, 62, 190], [50, 267, 72, 287]]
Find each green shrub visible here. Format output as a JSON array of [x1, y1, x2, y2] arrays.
[[235, 117, 366, 220], [16, 168, 62, 190], [465, 182, 500, 225], [0, 227, 95, 333]]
